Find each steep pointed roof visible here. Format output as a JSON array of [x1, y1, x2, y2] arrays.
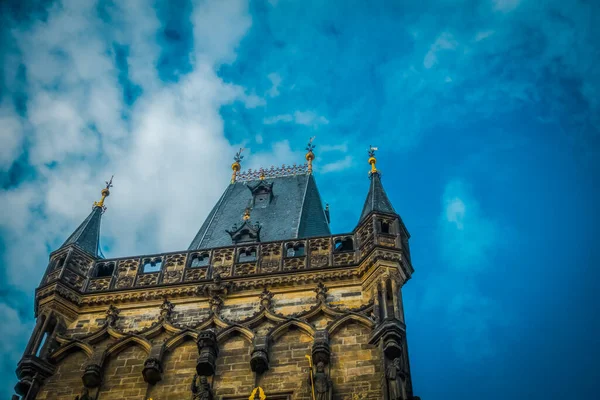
[[59, 206, 103, 257], [188, 173, 330, 250], [358, 171, 396, 223]]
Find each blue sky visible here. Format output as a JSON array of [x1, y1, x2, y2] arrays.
[[0, 0, 599, 398]]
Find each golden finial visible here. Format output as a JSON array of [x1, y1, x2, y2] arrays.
[[231, 148, 244, 183], [243, 207, 251, 221], [305, 137, 316, 174], [259, 168, 265, 180], [93, 175, 113, 210], [368, 145, 378, 174]]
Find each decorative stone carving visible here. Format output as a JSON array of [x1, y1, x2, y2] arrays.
[[196, 330, 219, 376], [311, 330, 331, 366], [163, 270, 183, 284], [309, 361, 333, 400], [82, 363, 102, 388], [142, 357, 163, 385], [315, 282, 328, 303], [115, 276, 133, 289], [88, 277, 111, 292], [208, 296, 223, 314], [159, 298, 174, 320], [136, 272, 159, 287], [105, 305, 120, 327], [386, 357, 408, 400], [185, 268, 207, 282], [259, 287, 273, 310], [191, 374, 213, 400], [198, 273, 230, 298], [369, 320, 405, 359], [250, 336, 270, 373]]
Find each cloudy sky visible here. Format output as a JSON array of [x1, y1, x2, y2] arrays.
[[0, 0, 599, 398]]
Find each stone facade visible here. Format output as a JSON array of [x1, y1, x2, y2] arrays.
[[14, 157, 420, 400]]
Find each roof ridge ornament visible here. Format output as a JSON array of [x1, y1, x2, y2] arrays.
[[368, 145, 379, 175], [306, 136, 316, 174], [93, 175, 114, 212], [231, 148, 245, 184]]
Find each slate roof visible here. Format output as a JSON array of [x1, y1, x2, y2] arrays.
[[358, 171, 396, 223], [188, 174, 330, 250], [60, 206, 103, 257]]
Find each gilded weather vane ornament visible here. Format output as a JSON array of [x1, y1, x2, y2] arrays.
[[306, 136, 316, 174], [368, 145, 378, 174], [231, 148, 245, 183], [93, 175, 114, 212]]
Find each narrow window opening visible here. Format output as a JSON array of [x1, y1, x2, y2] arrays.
[[142, 260, 162, 273], [285, 243, 305, 257], [35, 332, 49, 357], [238, 248, 257, 263], [95, 262, 115, 278], [190, 253, 209, 268], [381, 221, 391, 234], [385, 280, 395, 318], [334, 238, 354, 252]]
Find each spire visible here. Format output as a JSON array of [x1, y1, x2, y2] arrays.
[[358, 146, 396, 223], [59, 177, 113, 257]]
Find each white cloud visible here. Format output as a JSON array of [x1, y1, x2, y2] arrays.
[[440, 179, 496, 270], [267, 72, 282, 97], [492, 0, 522, 13], [0, 303, 35, 366], [263, 114, 294, 124], [0, 0, 257, 294], [319, 143, 348, 153], [0, 104, 23, 169], [475, 30, 495, 41], [319, 156, 353, 174], [294, 110, 329, 126], [419, 178, 504, 362], [263, 110, 329, 127], [423, 32, 459, 69]]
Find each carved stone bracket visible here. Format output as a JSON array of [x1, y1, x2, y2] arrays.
[[142, 357, 163, 385], [82, 363, 102, 388], [14, 356, 55, 397], [250, 336, 270, 374], [196, 330, 219, 376], [312, 330, 331, 366], [368, 319, 406, 359]]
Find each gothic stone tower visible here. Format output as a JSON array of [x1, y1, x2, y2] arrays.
[[14, 143, 419, 400]]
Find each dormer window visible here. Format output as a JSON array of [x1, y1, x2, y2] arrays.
[[248, 181, 273, 208], [226, 221, 261, 245]]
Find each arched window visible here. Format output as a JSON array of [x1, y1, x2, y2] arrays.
[[334, 237, 354, 252], [238, 248, 257, 263], [190, 253, 210, 268], [142, 259, 162, 273], [286, 243, 305, 257], [95, 262, 115, 278]]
